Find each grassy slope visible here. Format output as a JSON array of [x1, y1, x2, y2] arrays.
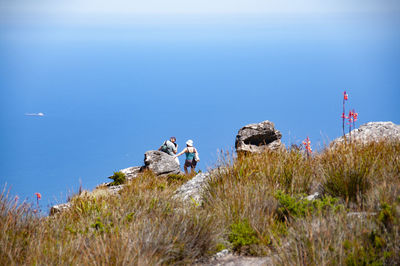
[[1, 141, 399, 265]]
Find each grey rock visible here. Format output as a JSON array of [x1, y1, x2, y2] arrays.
[[306, 192, 320, 201], [174, 172, 211, 203], [347, 212, 377, 218], [235, 120, 284, 153], [49, 202, 72, 215], [144, 150, 180, 175], [213, 249, 231, 259], [332, 121, 400, 146], [97, 166, 143, 188], [119, 166, 142, 181], [203, 253, 273, 266]]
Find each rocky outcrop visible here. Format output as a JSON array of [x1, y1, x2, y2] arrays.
[[235, 120, 284, 153], [117, 166, 142, 181], [144, 150, 181, 175], [174, 172, 211, 203], [331, 121, 400, 146]]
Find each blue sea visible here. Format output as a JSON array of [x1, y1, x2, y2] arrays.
[[1, 14, 399, 212]]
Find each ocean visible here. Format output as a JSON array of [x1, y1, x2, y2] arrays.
[[1, 14, 399, 212]]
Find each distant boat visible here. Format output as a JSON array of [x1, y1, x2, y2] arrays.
[[25, 112, 45, 117]]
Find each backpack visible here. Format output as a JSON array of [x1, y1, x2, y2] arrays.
[[160, 141, 169, 153]]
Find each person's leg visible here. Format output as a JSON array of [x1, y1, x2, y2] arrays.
[[190, 160, 197, 175], [184, 160, 189, 174]]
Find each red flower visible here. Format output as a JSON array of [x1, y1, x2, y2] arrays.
[[343, 91, 348, 101], [303, 137, 312, 154], [35, 192, 41, 200], [348, 110, 354, 123], [341, 112, 347, 119], [353, 111, 358, 122]]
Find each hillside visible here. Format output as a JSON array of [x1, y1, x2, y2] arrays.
[[1, 122, 400, 265]]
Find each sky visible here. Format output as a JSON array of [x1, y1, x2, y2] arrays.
[[1, 0, 399, 213], [2, 0, 399, 15], [2, 0, 400, 25]]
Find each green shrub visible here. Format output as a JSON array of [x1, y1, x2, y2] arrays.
[[344, 230, 388, 266], [215, 243, 227, 253], [228, 219, 259, 255], [108, 171, 126, 186], [274, 190, 342, 222], [378, 202, 397, 231]]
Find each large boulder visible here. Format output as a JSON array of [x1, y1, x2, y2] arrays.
[[235, 120, 284, 153], [331, 121, 400, 146], [144, 150, 181, 175]]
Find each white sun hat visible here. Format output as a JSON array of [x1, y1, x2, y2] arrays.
[[186, 139, 193, 146]]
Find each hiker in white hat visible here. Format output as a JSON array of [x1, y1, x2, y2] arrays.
[[175, 139, 199, 175]]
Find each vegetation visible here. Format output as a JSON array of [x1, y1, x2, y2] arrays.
[[108, 171, 126, 186], [1, 140, 399, 265]]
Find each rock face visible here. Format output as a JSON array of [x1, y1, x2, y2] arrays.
[[144, 150, 181, 175], [119, 166, 142, 181], [174, 172, 211, 203], [332, 121, 400, 146], [235, 120, 284, 153]]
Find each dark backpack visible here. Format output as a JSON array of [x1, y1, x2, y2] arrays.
[[160, 141, 169, 153]]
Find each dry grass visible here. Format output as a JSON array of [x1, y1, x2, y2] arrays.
[[1, 141, 399, 265]]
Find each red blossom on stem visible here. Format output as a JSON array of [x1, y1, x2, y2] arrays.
[[348, 110, 354, 124], [347, 110, 353, 139], [34, 192, 41, 214], [303, 136, 312, 156], [352, 109, 358, 131], [340, 90, 359, 144], [342, 90, 348, 137]]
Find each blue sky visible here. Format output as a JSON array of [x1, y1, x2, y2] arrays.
[[1, 0, 399, 212], [2, 0, 400, 26]]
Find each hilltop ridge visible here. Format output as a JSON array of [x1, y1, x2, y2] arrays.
[[2, 120, 399, 265]]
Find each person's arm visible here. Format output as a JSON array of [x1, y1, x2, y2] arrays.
[[175, 147, 187, 157]]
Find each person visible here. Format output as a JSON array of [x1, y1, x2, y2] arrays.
[[175, 139, 199, 175], [159, 137, 179, 165]]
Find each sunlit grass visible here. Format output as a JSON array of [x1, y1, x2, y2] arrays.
[[1, 140, 399, 264]]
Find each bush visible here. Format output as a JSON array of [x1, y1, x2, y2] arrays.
[[228, 219, 259, 255], [274, 190, 343, 222], [108, 171, 126, 186]]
